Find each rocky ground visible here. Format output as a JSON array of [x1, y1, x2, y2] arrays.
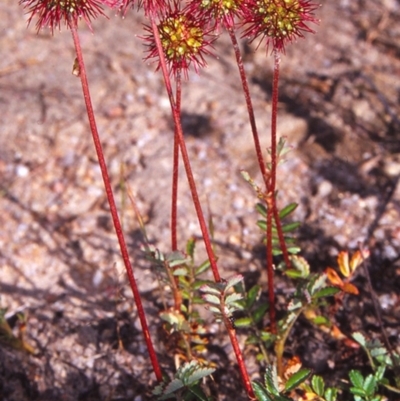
[[0, 0, 399, 399]]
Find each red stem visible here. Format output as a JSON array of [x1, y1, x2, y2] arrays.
[[70, 20, 162, 382], [171, 70, 181, 252], [266, 50, 283, 334], [227, 27, 269, 187], [226, 320, 256, 400], [150, 15, 221, 283]]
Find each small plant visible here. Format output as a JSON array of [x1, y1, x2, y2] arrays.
[[14, 0, 399, 399]]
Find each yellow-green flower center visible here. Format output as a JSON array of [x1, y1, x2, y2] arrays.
[[255, 0, 303, 39], [159, 15, 204, 61]]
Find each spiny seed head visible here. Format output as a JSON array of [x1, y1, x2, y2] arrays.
[[242, 0, 319, 53], [187, 0, 244, 29], [20, 0, 114, 32], [144, 6, 213, 78]]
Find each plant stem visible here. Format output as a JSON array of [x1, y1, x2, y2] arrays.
[[227, 27, 269, 186], [171, 69, 181, 252], [69, 20, 162, 382], [150, 15, 221, 283]]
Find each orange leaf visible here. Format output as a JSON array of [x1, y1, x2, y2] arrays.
[[283, 355, 302, 379], [338, 251, 350, 277], [350, 249, 370, 273], [326, 267, 344, 287], [342, 282, 359, 295], [331, 325, 346, 340]]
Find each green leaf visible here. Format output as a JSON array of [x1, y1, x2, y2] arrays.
[[290, 255, 310, 278], [247, 285, 262, 309], [225, 292, 243, 305], [312, 286, 340, 299], [287, 246, 301, 255], [264, 365, 280, 396], [200, 284, 220, 295], [252, 303, 269, 324], [187, 384, 210, 401], [173, 267, 189, 276], [308, 273, 327, 295], [312, 315, 330, 325], [257, 220, 267, 231], [186, 237, 196, 259], [185, 367, 215, 386], [284, 368, 312, 391], [256, 203, 268, 218], [281, 222, 301, 233], [279, 203, 298, 219], [349, 370, 365, 388], [225, 275, 244, 292], [374, 365, 386, 382], [363, 374, 376, 396], [311, 375, 325, 396], [324, 387, 338, 401], [195, 260, 211, 276], [163, 378, 184, 395], [202, 294, 220, 305], [352, 332, 367, 347], [350, 387, 366, 397], [234, 317, 252, 328], [252, 382, 273, 401]]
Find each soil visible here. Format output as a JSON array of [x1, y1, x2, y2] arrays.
[[0, 0, 400, 400]]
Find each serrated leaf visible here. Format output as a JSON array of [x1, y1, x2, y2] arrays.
[[308, 273, 327, 295], [290, 255, 310, 278], [163, 378, 184, 394], [225, 275, 244, 292], [264, 365, 280, 396], [312, 286, 340, 299], [352, 332, 367, 347], [225, 292, 243, 305], [363, 374, 376, 396], [279, 203, 298, 219], [311, 375, 325, 396], [338, 251, 350, 278], [252, 382, 273, 401], [202, 294, 220, 305], [349, 370, 364, 388], [200, 284, 220, 295], [285, 368, 312, 392], [247, 285, 262, 309], [253, 303, 269, 323], [234, 317, 252, 328], [186, 367, 215, 386]]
